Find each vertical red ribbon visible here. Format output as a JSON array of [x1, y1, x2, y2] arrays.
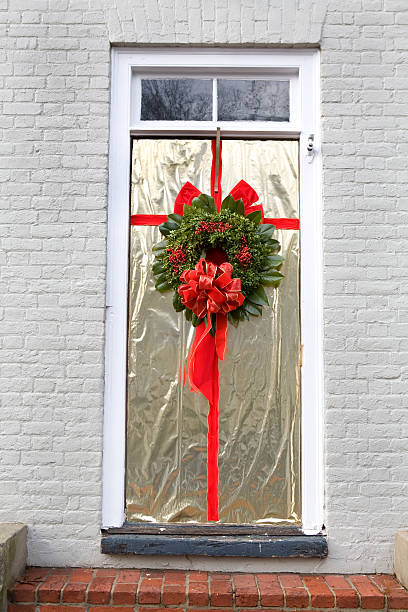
[[187, 317, 220, 521], [211, 139, 222, 212], [187, 138, 223, 521]]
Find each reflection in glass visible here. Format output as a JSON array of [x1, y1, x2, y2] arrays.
[[141, 79, 213, 121], [218, 80, 290, 122]]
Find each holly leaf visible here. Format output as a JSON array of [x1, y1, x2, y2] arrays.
[[173, 290, 185, 312], [152, 240, 168, 253], [264, 270, 284, 279], [154, 272, 167, 284], [192, 194, 217, 212], [263, 254, 284, 270], [244, 301, 262, 316], [262, 273, 284, 287], [247, 285, 269, 307], [220, 194, 235, 211], [241, 309, 249, 321], [268, 239, 281, 251], [155, 279, 171, 292], [234, 198, 245, 216], [152, 261, 165, 275], [257, 224, 275, 242], [228, 311, 240, 327], [184, 308, 192, 321], [159, 219, 180, 236], [221, 195, 245, 215], [167, 213, 183, 225], [246, 210, 262, 225]]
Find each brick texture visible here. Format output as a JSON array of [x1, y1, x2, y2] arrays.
[[1, 0, 408, 575], [8, 569, 408, 611]]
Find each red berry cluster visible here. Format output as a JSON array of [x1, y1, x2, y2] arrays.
[[194, 221, 232, 235], [235, 235, 252, 266], [167, 246, 187, 275]]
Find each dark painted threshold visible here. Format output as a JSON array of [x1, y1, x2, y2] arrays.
[[101, 532, 328, 558]]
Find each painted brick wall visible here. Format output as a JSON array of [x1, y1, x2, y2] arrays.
[[0, 0, 407, 573]]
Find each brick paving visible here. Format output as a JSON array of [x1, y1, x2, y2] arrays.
[[8, 568, 408, 611]]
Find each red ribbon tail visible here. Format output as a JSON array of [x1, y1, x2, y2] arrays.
[[207, 387, 219, 521], [215, 313, 228, 361], [188, 318, 219, 521], [187, 320, 212, 394]]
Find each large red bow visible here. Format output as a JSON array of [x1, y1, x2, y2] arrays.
[[174, 178, 263, 219], [178, 259, 245, 320]]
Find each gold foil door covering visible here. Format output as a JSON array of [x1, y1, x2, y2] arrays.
[[126, 139, 301, 524]]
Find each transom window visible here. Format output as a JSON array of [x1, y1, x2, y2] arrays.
[[139, 78, 290, 122]]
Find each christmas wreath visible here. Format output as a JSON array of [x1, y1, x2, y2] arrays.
[[152, 192, 284, 332]]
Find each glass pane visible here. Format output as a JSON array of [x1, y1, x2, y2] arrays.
[[221, 140, 299, 217], [126, 139, 301, 524], [141, 79, 213, 121], [217, 79, 290, 122]]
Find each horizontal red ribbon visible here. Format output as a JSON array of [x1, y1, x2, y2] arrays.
[[130, 214, 167, 225], [264, 218, 299, 229], [131, 214, 299, 230]]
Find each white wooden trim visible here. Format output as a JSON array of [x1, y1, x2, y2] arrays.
[[130, 121, 300, 134], [130, 127, 301, 139], [103, 48, 323, 532], [102, 49, 130, 528], [298, 52, 324, 534]]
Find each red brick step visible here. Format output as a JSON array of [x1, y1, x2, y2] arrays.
[[9, 568, 408, 611]]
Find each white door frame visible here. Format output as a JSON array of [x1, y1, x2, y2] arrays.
[[103, 48, 323, 534]]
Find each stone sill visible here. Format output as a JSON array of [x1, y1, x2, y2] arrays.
[[101, 531, 328, 558]]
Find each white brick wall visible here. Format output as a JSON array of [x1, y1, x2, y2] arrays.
[[0, 0, 407, 573]]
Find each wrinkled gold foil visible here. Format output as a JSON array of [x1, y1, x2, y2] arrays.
[[126, 139, 300, 524]]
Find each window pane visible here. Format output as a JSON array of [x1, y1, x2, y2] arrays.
[[217, 79, 290, 122], [141, 79, 213, 121], [127, 139, 301, 524]]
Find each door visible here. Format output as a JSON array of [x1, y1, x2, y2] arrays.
[[126, 137, 300, 525]]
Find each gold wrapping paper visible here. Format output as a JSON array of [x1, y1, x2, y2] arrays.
[[126, 139, 301, 524]]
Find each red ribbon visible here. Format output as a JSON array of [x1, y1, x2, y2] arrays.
[[131, 213, 299, 230], [211, 139, 222, 210]]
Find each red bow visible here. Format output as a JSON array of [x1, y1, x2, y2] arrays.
[[174, 178, 263, 219], [178, 259, 245, 320]]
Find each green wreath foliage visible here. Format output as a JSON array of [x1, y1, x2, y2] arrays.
[[152, 193, 284, 328]]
